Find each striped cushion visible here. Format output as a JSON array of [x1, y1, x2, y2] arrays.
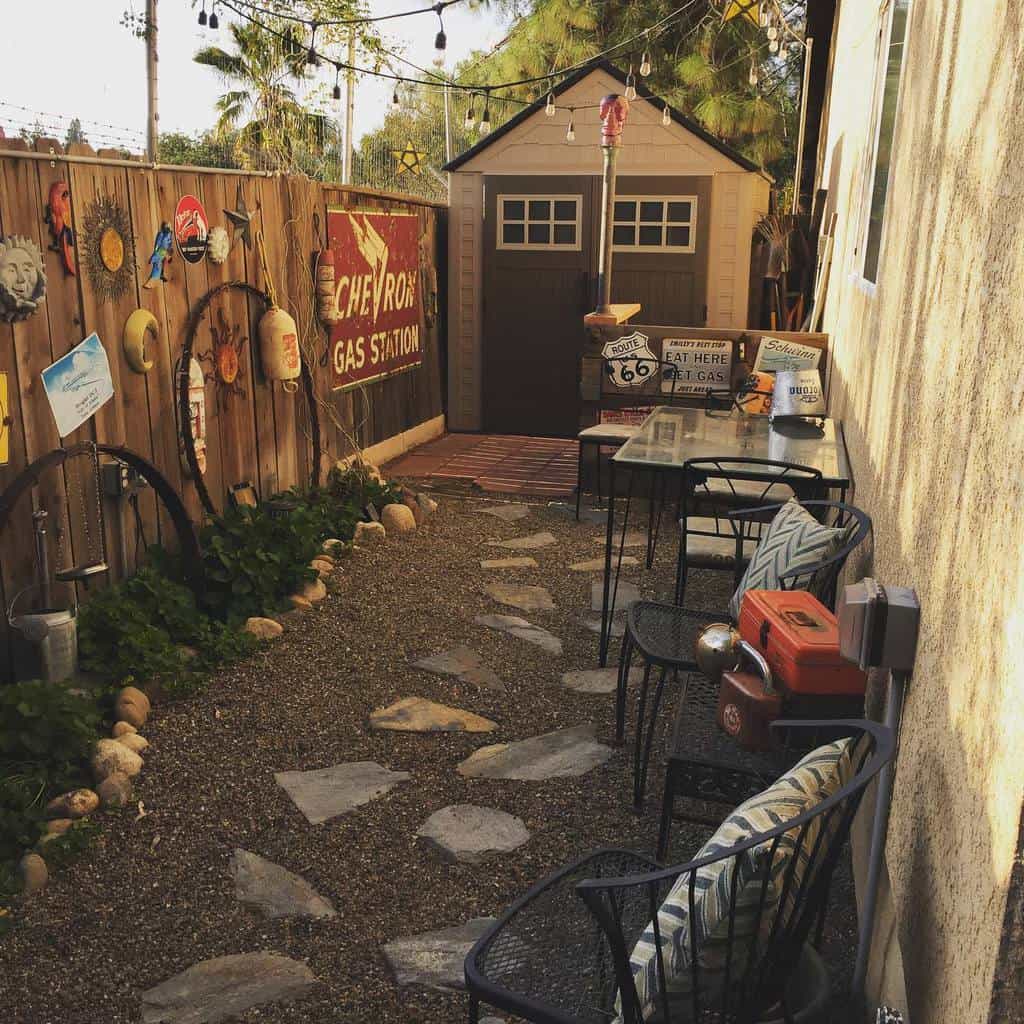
[[728, 500, 844, 619], [625, 738, 853, 1021]]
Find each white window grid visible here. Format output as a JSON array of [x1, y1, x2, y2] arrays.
[[612, 196, 698, 254], [497, 194, 582, 251]]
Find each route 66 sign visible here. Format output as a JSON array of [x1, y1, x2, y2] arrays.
[[601, 331, 657, 388]]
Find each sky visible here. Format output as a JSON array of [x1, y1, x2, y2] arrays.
[[0, 1, 511, 149]]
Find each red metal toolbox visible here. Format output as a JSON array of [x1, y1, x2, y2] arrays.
[[737, 590, 867, 696]]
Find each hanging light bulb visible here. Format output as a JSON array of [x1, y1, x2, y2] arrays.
[[566, 108, 575, 142], [332, 65, 342, 105], [391, 89, 401, 112], [545, 91, 556, 117], [640, 51, 652, 77], [207, 3, 218, 30], [769, 38, 780, 54], [434, 3, 447, 51], [307, 23, 320, 66], [748, 60, 759, 87], [662, 104, 671, 127], [198, 1, 207, 27], [624, 67, 637, 102], [767, 24, 778, 41], [464, 94, 476, 130], [479, 92, 491, 135]]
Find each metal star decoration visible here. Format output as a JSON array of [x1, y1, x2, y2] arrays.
[[392, 141, 426, 176], [223, 185, 255, 250], [723, 0, 760, 25]]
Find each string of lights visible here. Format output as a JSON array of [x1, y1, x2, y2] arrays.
[[215, 0, 465, 29]]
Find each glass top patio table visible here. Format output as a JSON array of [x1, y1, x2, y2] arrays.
[[611, 406, 850, 487]]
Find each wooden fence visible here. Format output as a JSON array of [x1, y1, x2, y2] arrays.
[[0, 139, 446, 677]]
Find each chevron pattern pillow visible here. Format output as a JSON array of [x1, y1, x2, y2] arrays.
[[624, 738, 853, 1022], [728, 499, 845, 619]]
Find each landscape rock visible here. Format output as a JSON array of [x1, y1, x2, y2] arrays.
[[45, 788, 100, 819], [456, 666, 507, 693], [310, 559, 333, 579], [416, 805, 531, 864], [298, 578, 327, 604], [412, 647, 507, 693], [354, 521, 386, 546], [369, 697, 497, 733], [478, 504, 530, 522], [116, 732, 149, 755], [275, 761, 411, 825], [381, 503, 417, 534], [485, 531, 556, 551], [322, 538, 345, 554], [569, 556, 639, 572], [562, 667, 643, 694], [480, 556, 539, 569], [458, 724, 614, 781], [482, 582, 555, 613], [96, 772, 134, 809], [593, 530, 648, 549], [17, 853, 48, 895], [590, 580, 641, 613], [383, 917, 496, 991], [230, 848, 336, 919], [580, 615, 625, 638], [401, 493, 425, 525], [475, 613, 562, 655], [244, 616, 284, 641], [114, 685, 150, 728], [416, 492, 438, 516], [112, 721, 138, 738], [45, 818, 74, 835], [92, 739, 143, 782], [140, 952, 317, 1024], [288, 595, 313, 611]]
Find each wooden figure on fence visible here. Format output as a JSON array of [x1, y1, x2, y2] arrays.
[[181, 355, 208, 476], [207, 225, 230, 265], [0, 234, 47, 323], [202, 307, 247, 406], [143, 222, 173, 290], [44, 181, 76, 277], [80, 196, 135, 303]]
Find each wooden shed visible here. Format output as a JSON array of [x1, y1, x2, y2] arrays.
[[444, 60, 772, 437]]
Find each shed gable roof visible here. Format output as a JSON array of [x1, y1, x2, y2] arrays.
[[443, 59, 761, 174]]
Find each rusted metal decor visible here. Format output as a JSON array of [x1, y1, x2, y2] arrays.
[[595, 94, 630, 315]]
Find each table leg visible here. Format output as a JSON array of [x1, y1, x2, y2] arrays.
[[599, 458, 617, 667]]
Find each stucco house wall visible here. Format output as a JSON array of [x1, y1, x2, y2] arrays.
[[818, 1, 1024, 1019]]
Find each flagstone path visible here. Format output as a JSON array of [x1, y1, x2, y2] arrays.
[[482, 581, 556, 612]]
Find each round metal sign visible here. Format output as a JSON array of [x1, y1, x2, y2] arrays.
[[173, 194, 210, 265], [99, 227, 125, 272]]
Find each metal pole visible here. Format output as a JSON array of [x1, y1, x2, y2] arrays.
[[145, 0, 159, 162], [596, 144, 620, 314], [791, 36, 814, 216], [343, 27, 356, 185], [853, 666, 908, 1000], [443, 82, 452, 164], [32, 510, 51, 610]]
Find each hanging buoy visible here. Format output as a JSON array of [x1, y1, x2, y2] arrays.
[[255, 229, 301, 392], [315, 246, 339, 326]]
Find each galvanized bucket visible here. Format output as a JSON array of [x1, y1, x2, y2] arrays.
[[8, 586, 78, 684]]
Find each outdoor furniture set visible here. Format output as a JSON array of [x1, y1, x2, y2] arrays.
[[466, 389, 885, 1023]]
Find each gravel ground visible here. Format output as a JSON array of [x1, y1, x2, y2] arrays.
[[0, 488, 858, 1023]]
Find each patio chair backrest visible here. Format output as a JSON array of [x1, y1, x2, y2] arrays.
[[576, 719, 895, 1024], [684, 456, 827, 507]]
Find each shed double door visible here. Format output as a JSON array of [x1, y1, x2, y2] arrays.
[[482, 174, 710, 438]]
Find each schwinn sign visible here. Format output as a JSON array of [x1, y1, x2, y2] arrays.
[[601, 331, 658, 388]]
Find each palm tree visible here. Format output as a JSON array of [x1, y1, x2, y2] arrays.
[[194, 20, 330, 169]]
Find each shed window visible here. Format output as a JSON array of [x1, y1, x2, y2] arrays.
[[613, 196, 697, 253], [498, 194, 581, 251]]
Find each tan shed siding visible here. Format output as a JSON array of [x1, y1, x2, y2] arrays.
[[447, 172, 483, 430], [820, 1, 1024, 1020], [707, 173, 744, 327]]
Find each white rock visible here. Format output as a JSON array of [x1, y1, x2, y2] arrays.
[[112, 721, 138, 738], [93, 738, 143, 781], [245, 616, 284, 640], [230, 848, 337, 919], [96, 772, 134, 808], [45, 788, 99, 819], [114, 686, 150, 728], [17, 853, 48, 895], [116, 732, 149, 754], [298, 578, 327, 603], [354, 521, 386, 546], [416, 805, 531, 864], [381, 503, 416, 534]]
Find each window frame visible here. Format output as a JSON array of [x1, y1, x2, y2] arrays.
[[857, 0, 913, 289], [611, 195, 699, 254], [496, 193, 582, 251]]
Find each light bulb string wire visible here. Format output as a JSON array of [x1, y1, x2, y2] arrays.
[[221, 0, 466, 28]]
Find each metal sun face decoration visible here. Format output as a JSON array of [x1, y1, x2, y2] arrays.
[[201, 307, 247, 407], [0, 234, 47, 323], [80, 196, 135, 303]]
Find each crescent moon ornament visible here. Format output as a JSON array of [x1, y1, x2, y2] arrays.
[[123, 308, 158, 373]]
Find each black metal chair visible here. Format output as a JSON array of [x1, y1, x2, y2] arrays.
[[466, 719, 895, 1024], [617, 501, 872, 811], [675, 458, 828, 608]]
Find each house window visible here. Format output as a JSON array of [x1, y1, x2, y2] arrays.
[[497, 195, 581, 250], [612, 197, 697, 253], [861, 0, 912, 283]]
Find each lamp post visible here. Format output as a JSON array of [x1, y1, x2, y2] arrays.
[[595, 94, 630, 315]]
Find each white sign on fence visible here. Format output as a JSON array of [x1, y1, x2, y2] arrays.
[[752, 336, 822, 374], [41, 333, 114, 438], [661, 338, 733, 395], [601, 331, 658, 388]]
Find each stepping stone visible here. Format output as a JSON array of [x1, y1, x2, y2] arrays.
[[562, 667, 644, 694], [383, 917, 497, 991], [486, 531, 557, 551], [275, 762, 410, 825], [457, 724, 614, 781], [590, 580, 641, 613], [593, 530, 648, 548], [483, 582, 555, 613], [230, 848, 336, 920], [480, 556, 539, 569], [580, 616, 625, 638], [369, 697, 497, 733], [478, 504, 530, 521], [475, 614, 563, 656], [140, 952, 316, 1024], [416, 804, 531, 864], [569, 556, 639, 572], [412, 647, 507, 694]]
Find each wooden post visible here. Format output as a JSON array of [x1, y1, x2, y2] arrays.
[[343, 28, 356, 185], [596, 144, 620, 314], [791, 37, 814, 216], [146, 0, 159, 162]]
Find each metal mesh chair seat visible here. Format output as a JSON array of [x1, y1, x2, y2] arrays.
[[625, 601, 720, 669]]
